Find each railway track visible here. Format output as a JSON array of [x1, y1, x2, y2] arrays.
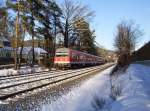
[[0, 63, 114, 100], [0, 70, 67, 82], [0, 67, 97, 88]]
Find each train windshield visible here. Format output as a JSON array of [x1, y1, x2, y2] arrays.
[[56, 52, 69, 57]]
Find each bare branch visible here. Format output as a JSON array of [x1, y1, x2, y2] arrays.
[[114, 20, 143, 54], [59, 0, 94, 47]]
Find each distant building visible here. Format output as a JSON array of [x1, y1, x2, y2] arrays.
[[17, 47, 47, 65], [0, 37, 14, 64], [0, 36, 11, 48], [0, 37, 48, 65]]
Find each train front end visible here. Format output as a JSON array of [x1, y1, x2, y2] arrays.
[[54, 48, 70, 69]]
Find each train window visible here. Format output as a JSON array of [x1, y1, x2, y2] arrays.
[[71, 54, 76, 59], [56, 52, 68, 57], [77, 55, 80, 60], [56, 54, 68, 57], [80, 55, 84, 59]]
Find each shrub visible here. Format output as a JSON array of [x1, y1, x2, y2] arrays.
[[91, 96, 106, 111], [110, 85, 122, 100]]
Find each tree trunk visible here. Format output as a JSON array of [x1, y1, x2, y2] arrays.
[[18, 45, 23, 68], [14, 4, 19, 70], [64, 20, 69, 48], [52, 16, 57, 67], [31, 5, 35, 67], [14, 48, 18, 70]]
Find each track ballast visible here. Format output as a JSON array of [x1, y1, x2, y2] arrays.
[[0, 63, 114, 100]]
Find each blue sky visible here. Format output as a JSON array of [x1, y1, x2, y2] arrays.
[[78, 0, 150, 50], [1, 0, 150, 50]]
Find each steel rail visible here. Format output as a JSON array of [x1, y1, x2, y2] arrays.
[[0, 63, 114, 100], [0, 66, 102, 89]]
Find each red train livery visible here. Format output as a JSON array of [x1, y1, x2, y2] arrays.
[[54, 48, 105, 68]]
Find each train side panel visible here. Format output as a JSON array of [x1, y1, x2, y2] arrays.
[[54, 48, 105, 69]]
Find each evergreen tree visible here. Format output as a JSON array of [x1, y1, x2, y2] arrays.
[[7, 0, 62, 67], [72, 19, 97, 55]]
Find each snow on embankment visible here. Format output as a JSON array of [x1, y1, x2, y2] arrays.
[[111, 64, 150, 111], [44, 64, 150, 111], [42, 66, 114, 111]]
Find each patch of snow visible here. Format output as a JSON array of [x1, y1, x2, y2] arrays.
[[41, 66, 114, 111], [43, 64, 150, 111], [17, 66, 49, 74], [0, 69, 17, 76], [17, 47, 47, 55], [110, 64, 150, 111], [0, 66, 49, 76]]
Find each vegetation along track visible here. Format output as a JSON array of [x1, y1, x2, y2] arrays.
[[0, 63, 114, 100]]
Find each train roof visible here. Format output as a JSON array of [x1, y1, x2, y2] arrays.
[[56, 48, 102, 59]]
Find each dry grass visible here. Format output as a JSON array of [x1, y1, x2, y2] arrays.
[[91, 96, 106, 110], [110, 84, 122, 100]]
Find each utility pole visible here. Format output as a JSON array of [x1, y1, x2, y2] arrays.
[[14, 0, 20, 70]]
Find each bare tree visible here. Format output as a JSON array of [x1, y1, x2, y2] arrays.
[[58, 0, 94, 48], [114, 20, 143, 54]]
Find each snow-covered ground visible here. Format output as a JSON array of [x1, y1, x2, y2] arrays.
[[0, 65, 49, 76], [43, 64, 150, 111], [111, 64, 150, 111]]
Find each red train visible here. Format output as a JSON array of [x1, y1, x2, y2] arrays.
[[54, 48, 105, 68]]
